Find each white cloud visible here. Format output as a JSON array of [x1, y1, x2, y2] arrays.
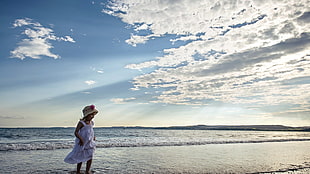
[[82, 91, 91, 94], [90, 67, 104, 74], [125, 33, 160, 47], [11, 38, 59, 59], [111, 97, 136, 104], [85, 80, 96, 85], [11, 18, 75, 60], [103, 0, 310, 115], [60, 36, 75, 43], [13, 18, 41, 27]]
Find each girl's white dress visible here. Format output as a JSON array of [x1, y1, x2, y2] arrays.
[[64, 121, 96, 164]]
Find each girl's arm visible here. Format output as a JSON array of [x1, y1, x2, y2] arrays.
[[92, 121, 96, 141], [74, 121, 84, 146]]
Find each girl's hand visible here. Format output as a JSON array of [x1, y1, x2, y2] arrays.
[[78, 139, 84, 146]]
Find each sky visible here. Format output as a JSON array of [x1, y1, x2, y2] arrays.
[[0, 0, 309, 127]]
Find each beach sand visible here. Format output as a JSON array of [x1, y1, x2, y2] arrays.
[[1, 141, 310, 173], [263, 168, 310, 174]]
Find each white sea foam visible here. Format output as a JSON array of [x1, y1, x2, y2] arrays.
[[1, 138, 310, 151]]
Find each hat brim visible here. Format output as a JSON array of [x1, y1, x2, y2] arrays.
[[83, 109, 98, 117], [92, 109, 98, 115]]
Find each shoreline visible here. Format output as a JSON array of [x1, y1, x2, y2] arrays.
[[1, 141, 310, 173]]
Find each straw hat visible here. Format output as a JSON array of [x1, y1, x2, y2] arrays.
[[82, 105, 98, 117]]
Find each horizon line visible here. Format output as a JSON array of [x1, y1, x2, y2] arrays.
[[1, 124, 309, 129]]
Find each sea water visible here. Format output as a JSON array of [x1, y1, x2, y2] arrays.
[[1, 128, 310, 173]]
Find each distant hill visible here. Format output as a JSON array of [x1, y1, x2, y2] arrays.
[[107, 125, 310, 131], [153, 125, 310, 131]]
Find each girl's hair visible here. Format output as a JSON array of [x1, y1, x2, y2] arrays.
[[80, 116, 85, 121], [80, 114, 89, 121]]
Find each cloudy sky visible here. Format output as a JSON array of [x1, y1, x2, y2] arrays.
[[0, 0, 309, 127]]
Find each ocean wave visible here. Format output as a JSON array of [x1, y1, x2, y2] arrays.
[[0, 142, 73, 151], [1, 138, 310, 151]]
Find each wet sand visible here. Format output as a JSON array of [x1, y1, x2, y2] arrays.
[[1, 141, 310, 173]]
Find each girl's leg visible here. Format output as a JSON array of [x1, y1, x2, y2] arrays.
[[86, 159, 92, 173], [77, 162, 82, 174]]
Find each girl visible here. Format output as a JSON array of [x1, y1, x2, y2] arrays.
[[64, 105, 98, 174]]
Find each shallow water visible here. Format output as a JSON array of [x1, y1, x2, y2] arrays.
[[1, 141, 310, 173], [1, 128, 310, 150], [1, 128, 310, 173]]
